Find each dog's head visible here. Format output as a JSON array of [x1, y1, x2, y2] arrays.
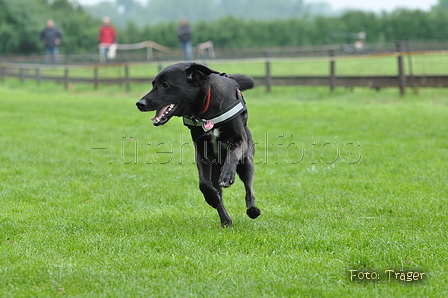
[[136, 62, 219, 126]]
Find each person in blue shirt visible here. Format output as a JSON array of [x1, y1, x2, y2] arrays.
[[40, 19, 62, 63], [177, 19, 193, 60]]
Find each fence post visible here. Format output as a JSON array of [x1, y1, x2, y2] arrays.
[[396, 42, 406, 96], [35, 68, 41, 86], [94, 66, 99, 90], [125, 65, 130, 92], [329, 49, 336, 92], [265, 60, 272, 93], [19, 68, 25, 83], [146, 46, 153, 61], [64, 67, 69, 90], [0, 67, 5, 85], [406, 38, 416, 91]]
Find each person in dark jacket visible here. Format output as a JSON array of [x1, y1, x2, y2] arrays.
[[177, 19, 193, 60], [40, 19, 62, 63]]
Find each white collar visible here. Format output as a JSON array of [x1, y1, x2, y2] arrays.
[[183, 91, 247, 132]]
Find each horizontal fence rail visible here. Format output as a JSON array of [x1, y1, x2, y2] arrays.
[[1, 42, 448, 95]]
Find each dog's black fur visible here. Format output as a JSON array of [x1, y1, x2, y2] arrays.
[[136, 62, 260, 227]]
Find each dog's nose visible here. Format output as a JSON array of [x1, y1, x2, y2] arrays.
[[136, 99, 146, 110]]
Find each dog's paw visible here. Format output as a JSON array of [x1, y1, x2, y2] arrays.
[[221, 218, 233, 228], [246, 206, 261, 219], [219, 171, 235, 188]]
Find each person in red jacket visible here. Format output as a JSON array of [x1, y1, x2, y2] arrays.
[[98, 16, 117, 62]]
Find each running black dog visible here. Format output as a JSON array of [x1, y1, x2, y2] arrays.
[[136, 62, 261, 227]]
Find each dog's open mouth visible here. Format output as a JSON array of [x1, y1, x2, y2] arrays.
[[151, 104, 177, 126]]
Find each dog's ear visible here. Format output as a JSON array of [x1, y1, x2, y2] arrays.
[[186, 63, 219, 85]]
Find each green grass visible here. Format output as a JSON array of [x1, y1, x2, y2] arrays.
[[0, 79, 447, 297]]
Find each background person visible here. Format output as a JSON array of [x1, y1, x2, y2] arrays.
[[40, 19, 62, 63], [98, 16, 117, 62], [177, 19, 193, 60]]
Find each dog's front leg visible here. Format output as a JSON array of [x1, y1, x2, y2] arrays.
[[219, 143, 243, 188], [196, 152, 232, 227]]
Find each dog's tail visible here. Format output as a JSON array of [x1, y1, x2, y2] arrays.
[[229, 74, 255, 91]]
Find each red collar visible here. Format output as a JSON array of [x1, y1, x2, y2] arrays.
[[200, 86, 211, 114]]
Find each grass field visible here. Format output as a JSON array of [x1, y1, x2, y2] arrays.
[[0, 78, 447, 297]]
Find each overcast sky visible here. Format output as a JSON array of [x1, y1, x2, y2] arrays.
[[75, 0, 438, 13]]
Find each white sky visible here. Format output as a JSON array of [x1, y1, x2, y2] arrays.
[[75, 0, 438, 13]]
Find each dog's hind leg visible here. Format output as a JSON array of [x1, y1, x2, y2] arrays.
[[237, 159, 261, 219], [197, 157, 232, 227]]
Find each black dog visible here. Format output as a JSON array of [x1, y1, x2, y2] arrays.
[[136, 62, 261, 227]]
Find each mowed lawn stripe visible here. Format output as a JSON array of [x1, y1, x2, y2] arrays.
[[0, 84, 447, 297]]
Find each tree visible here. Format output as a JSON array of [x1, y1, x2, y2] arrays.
[[433, 0, 448, 9], [0, 0, 99, 55], [0, 0, 43, 54], [1, 0, 448, 56], [116, 0, 139, 13], [85, 0, 306, 26]]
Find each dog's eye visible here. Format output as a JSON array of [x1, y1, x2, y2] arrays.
[[161, 81, 169, 88]]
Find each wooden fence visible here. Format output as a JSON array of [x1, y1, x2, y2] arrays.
[[1, 42, 448, 95]]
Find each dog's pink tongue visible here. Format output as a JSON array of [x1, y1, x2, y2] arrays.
[[151, 105, 170, 122]]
